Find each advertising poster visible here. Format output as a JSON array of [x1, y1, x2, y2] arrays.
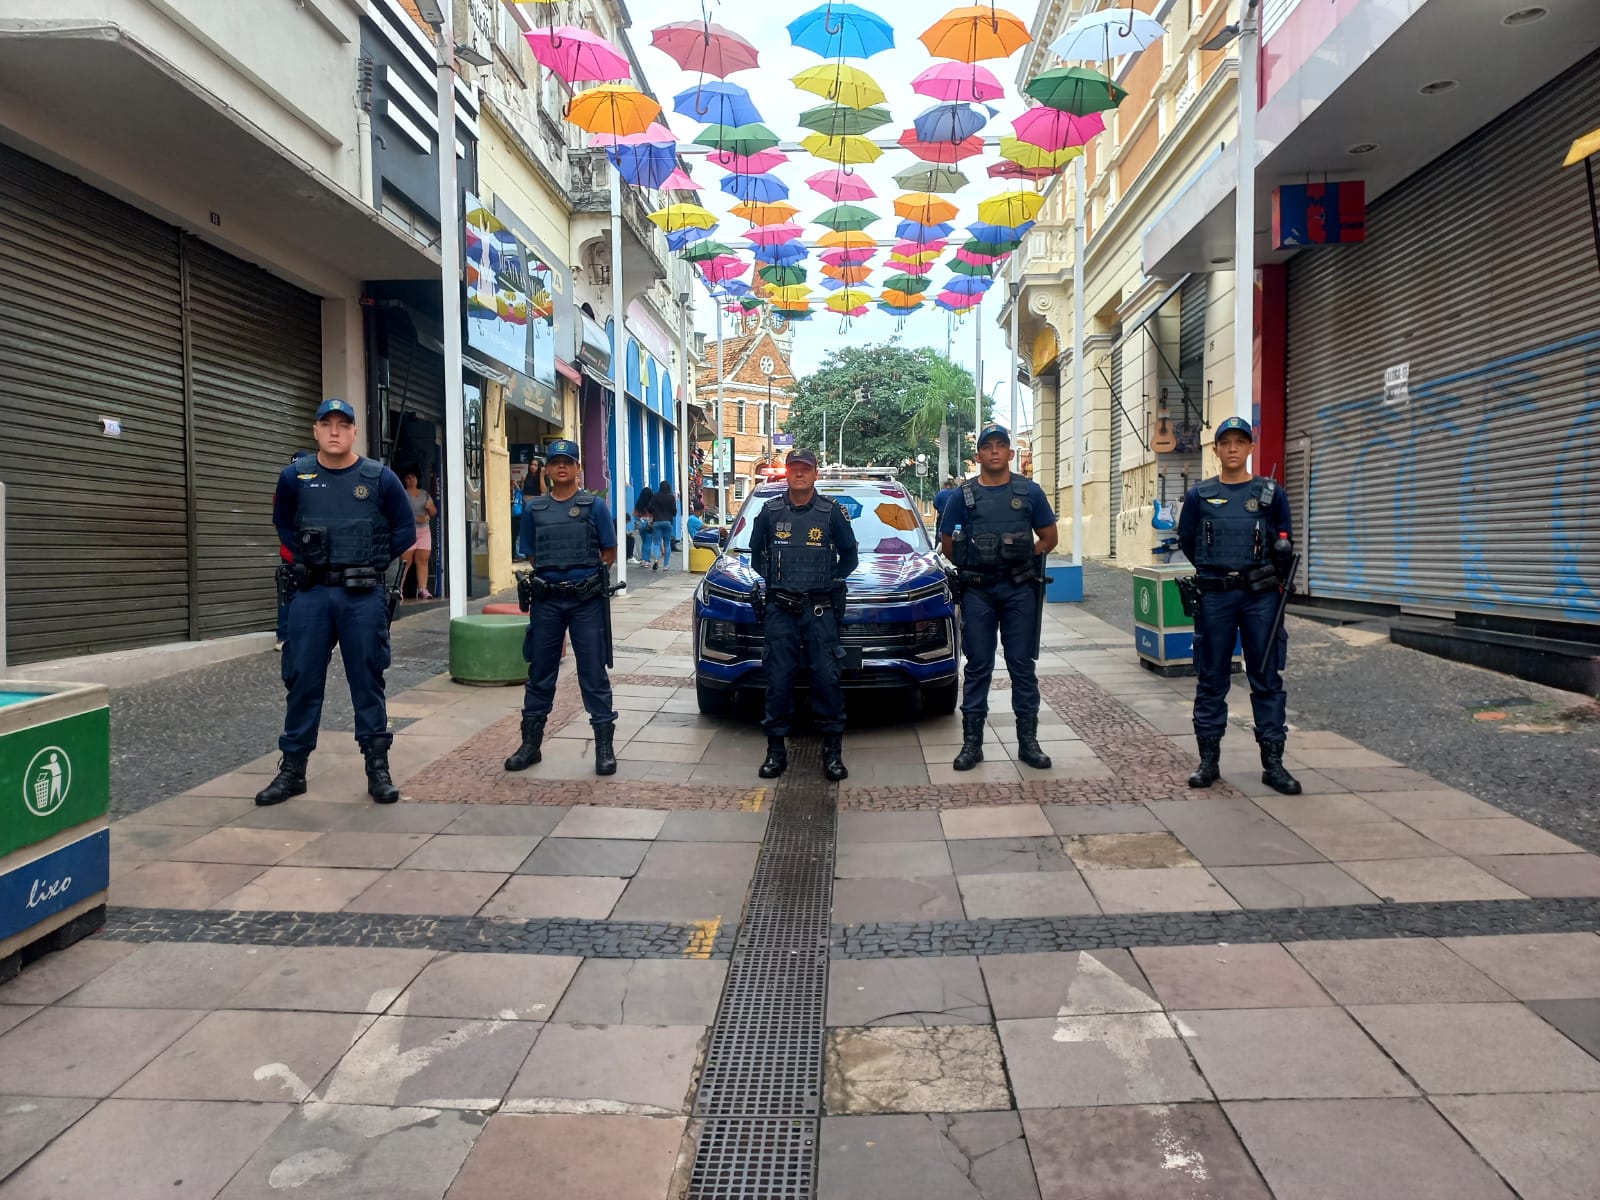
[[464, 193, 529, 371]]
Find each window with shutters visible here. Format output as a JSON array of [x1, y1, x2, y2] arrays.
[[737, 401, 746, 433]]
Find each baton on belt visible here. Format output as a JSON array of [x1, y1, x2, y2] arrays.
[[1267, 552, 1302, 649]]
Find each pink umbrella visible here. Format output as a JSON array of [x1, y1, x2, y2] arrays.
[[660, 167, 701, 191], [525, 27, 632, 84], [743, 223, 805, 245], [707, 149, 790, 174], [989, 160, 1057, 181], [807, 169, 877, 202], [589, 122, 676, 147], [821, 248, 876, 267], [887, 258, 935, 275], [911, 62, 1005, 103], [651, 21, 761, 78], [893, 238, 947, 255], [957, 247, 1004, 265], [701, 255, 749, 283], [1013, 107, 1106, 151], [939, 290, 981, 308]]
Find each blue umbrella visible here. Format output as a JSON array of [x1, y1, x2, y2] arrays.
[[720, 172, 790, 203], [912, 102, 987, 144], [606, 142, 678, 189], [819, 276, 848, 291], [967, 219, 1034, 243], [753, 241, 809, 266], [673, 81, 762, 128], [719, 280, 754, 297], [896, 219, 954, 242], [944, 275, 993, 295], [667, 225, 719, 252], [787, 2, 895, 59]]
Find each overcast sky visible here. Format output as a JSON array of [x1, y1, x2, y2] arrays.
[[623, 0, 1046, 432]]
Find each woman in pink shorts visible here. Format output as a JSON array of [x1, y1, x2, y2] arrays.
[[401, 470, 437, 599]]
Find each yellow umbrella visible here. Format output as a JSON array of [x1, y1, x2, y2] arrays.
[[765, 285, 814, 305], [566, 85, 662, 137], [893, 192, 960, 224], [646, 203, 718, 232], [977, 190, 1045, 227], [918, 5, 1032, 63], [827, 289, 873, 312], [801, 133, 883, 166], [817, 230, 876, 250], [875, 503, 919, 530], [998, 137, 1082, 171], [890, 249, 942, 265], [730, 200, 799, 225], [792, 64, 887, 111]]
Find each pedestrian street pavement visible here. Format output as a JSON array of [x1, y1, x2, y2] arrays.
[[2, 570, 1598, 1199]]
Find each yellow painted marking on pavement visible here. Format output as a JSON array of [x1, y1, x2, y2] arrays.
[[685, 917, 721, 958], [740, 788, 767, 812]]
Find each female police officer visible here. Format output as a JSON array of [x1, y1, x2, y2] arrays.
[[503, 439, 621, 776], [257, 398, 415, 806], [1177, 416, 1301, 795]]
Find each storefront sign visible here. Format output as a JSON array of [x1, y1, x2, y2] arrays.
[[1272, 181, 1366, 248], [0, 827, 109, 943], [465, 192, 559, 389], [506, 371, 561, 425]]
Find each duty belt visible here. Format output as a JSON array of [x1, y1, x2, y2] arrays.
[[1193, 573, 1250, 592], [314, 566, 380, 589], [771, 589, 831, 616], [541, 572, 606, 600]]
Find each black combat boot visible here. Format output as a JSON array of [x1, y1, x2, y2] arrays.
[[1016, 714, 1052, 770], [1260, 741, 1303, 795], [593, 722, 618, 776], [1188, 736, 1222, 789], [503, 717, 546, 772], [254, 753, 308, 807], [822, 735, 848, 782], [758, 736, 788, 779], [952, 713, 986, 771], [362, 739, 400, 804]]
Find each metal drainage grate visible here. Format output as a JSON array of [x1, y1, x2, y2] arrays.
[[687, 737, 837, 1196]]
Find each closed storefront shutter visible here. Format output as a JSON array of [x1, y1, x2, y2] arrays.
[[1173, 274, 1206, 492], [0, 146, 191, 661], [1109, 344, 1123, 555], [1284, 51, 1600, 623], [385, 319, 445, 427]]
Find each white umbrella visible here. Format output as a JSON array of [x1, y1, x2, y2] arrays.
[[1049, 8, 1165, 62]]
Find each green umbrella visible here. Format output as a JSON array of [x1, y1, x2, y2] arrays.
[[948, 258, 995, 277], [738, 296, 763, 311], [680, 240, 735, 261], [691, 123, 781, 155], [1024, 67, 1127, 116], [882, 273, 932, 294], [814, 203, 880, 232], [797, 104, 893, 137], [758, 264, 809, 286], [893, 165, 969, 194], [962, 237, 1020, 256]]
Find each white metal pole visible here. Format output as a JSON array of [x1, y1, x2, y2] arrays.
[[1234, 0, 1259, 461], [1009, 253, 1020, 467], [434, 10, 467, 617], [974, 302, 984, 456], [609, 165, 628, 588], [715, 303, 726, 519], [1071, 155, 1086, 566], [676, 288, 691, 570]]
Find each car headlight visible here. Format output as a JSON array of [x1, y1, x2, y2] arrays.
[[703, 579, 753, 605], [913, 617, 954, 661]]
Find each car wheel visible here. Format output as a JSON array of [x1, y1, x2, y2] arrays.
[[696, 678, 732, 716], [920, 679, 960, 716]]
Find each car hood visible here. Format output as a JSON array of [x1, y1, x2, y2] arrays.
[[707, 552, 945, 594]]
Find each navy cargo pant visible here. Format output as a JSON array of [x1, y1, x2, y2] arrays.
[[523, 590, 617, 726], [960, 575, 1040, 718], [280, 584, 390, 755], [762, 602, 846, 736], [1192, 584, 1287, 743]]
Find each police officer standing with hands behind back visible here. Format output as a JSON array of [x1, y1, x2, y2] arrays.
[[1178, 416, 1301, 795], [504, 439, 621, 777], [750, 448, 859, 782], [257, 398, 416, 807], [940, 425, 1059, 772]]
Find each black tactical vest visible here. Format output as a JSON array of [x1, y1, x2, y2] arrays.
[[764, 493, 838, 594], [292, 454, 389, 568], [953, 476, 1036, 573], [1192, 476, 1276, 571], [525, 492, 602, 572]]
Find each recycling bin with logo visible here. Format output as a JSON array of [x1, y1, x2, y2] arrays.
[[1132, 564, 1241, 675], [0, 681, 111, 978]]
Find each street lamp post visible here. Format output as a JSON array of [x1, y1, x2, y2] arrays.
[[838, 390, 866, 466]]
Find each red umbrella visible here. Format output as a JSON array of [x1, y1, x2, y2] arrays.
[[525, 28, 632, 84], [807, 169, 877, 201], [988, 160, 1058, 181], [897, 128, 985, 164], [1013, 106, 1106, 152], [650, 21, 760, 78]]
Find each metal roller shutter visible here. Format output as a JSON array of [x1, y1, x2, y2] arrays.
[[0, 146, 191, 661], [385, 321, 445, 426], [1284, 51, 1600, 623], [1108, 344, 1123, 556], [185, 238, 323, 639], [1173, 274, 1206, 491]]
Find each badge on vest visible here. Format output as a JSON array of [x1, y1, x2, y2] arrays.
[[1010, 497, 1024, 509], [569, 507, 581, 518], [354, 484, 371, 500], [1245, 498, 1259, 512], [808, 527, 823, 543]]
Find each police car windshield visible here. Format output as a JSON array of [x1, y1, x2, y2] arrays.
[[726, 485, 932, 556]]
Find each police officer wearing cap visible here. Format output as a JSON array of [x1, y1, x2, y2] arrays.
[[1178, 416, 1301, 795], [940, 424, 1059, 771], [749, 448, 859, 781], [257, 399, 416, 806], [504, 439, 622, 776]]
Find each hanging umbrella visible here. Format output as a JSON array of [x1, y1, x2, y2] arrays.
[[765, 284, 814, 305], [944, 274, 994, 295], [667, 225, 717, 251], [718, 280, 755, 296], [648, 203, 719, 232], [787, 3, 895, 59], [588, 121, 676, 147], [977, 190, 1045, 227], [898, 128, 985, 163], [822, 266, 874, 287], [1024, 65, 1127, 115], [650, 21, 760, 77], [566, 85, 662, 137], [707, 148, 790, 174], [1013, 106, 1106, 151], [524, 27, 632, 83], [720, 172, 790, 202], [791, 63, 887, 110], [607, 142, 679, 188], [892, 239, 946, 256], [888, 257, 935, 274], [963, 236, 1019, 255], [919, 5, 1031, 62], [911, 61, 1005, 103], [673, 81, 762, 127], [880, 290, 924, 306], [826, 287, 874, 310], [896, 219, 954, 243], [968, 218, 1033, 243], [818, 276, 848, 291], [753, 242, 809, 265], [949, 256, 996, 276], [894, 192, 960, 225], [759, 265, 809, 287], [660, 167, 702, 191], [692, 123, 781, 156], [701, 256, 750, 284], [730, 200, 800, 224], [801, 133, 883, 166], [937, 291, 982, 311], [681, 242, 737, 263], [912, 102, 988, 144], [743, 222, 806, 245], [998, 136, 1083, 170], [820, 247, 876, 267], [814, 203, 880, 232], [892, 165, 970, 194], [797, 104, 894, 137], [1049, 8, 1164, 62], [988, 160, 1058, 181], [807, 169, 877, 201], [883, 274, 932, 294], [817, 230, 875, 250]]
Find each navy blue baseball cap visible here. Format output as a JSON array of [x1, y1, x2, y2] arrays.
[[315, 398, 357, 421], [786, 448, 819, 467], [978, 423, 1010, 446], [1214, 416, 1254, 441], [545, 439, 581, 462]]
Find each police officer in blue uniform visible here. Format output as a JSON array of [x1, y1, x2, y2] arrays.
[[504, 439, 621, 776], [257, 399, 416, 806], [939, 425, 1059, 771], [749, 448, 859, 781], [1178, 416, 1302, 795]]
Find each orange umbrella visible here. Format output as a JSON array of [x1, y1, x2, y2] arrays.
[[879, 289, 925, 309], [918, 5, 1032, 63], [817, 230, 875, 250], [731, 200, 800, 225], [566, 85, 662, 136], [894, 192, 960, 225], [822, 264, 874, 285], [875, 503, 919, 530]]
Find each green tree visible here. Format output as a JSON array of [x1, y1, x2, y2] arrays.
[[905, 356, 976, 486]]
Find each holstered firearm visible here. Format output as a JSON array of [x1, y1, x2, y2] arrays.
[[1176, 575, 1202, 619], [274, 562, 295, 610], [748, 582, 766, 624], [515, 569, 543, 613]]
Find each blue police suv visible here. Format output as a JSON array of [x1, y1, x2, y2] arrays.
[[693, 470, 960, 717]]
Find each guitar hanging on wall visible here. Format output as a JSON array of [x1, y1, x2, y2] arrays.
[[1152, 388, 1178, 453]]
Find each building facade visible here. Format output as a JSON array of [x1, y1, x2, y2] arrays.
[[695, 313, 800, 517]]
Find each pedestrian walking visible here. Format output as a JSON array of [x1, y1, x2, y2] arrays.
[[400, 469, 436, 600], [632, 486, 654, 566], [649, 480, 676, 570], [749, 449, 859, 781], [504, 439, 621, 777], [939, 425, 1059, 771], [256, 398, 415, 806], [1177, 417, 1302, 794]]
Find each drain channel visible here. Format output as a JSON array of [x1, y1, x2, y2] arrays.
[[687, 737, 836, 1198]]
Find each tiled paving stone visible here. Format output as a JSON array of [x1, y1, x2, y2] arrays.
[[1435, 1093, 1600, 1200], [1065, 832, 1198, 871], [1132, 944, 1333, 1010], [1144, 797, 1322, 868], [1350, 1002, 1600, 1093], [57, 942, 288, 1010], [0, 1096, 94, 1181], [836, 841, 954, 878], [979, 950, 1159, 1019], [320, 1014, 540, 1109], [997, 1013, 1211, 1108], [609, 877, 750, 923], [1251, 793, 1391, 826], [503, 1022, 704, 1115], [442, 806, 567, 837], [1175, 1007, 1415, 1100], [818, 1112, 1040, 1200], [1022, 1104, 1272, 1200], [1290, 822, 1452, 861], [1284, 938, 1514, 1005], [551, 959, 729, 1026], [398, 835, 543, 873], [826, 957, 991, 1027], [824, 1025, 1010, 1115], [444, 1112, 685, 1200], [551, 805, 668, 840], [0, 1007, 202, 1097], [947, 837, 1076, 875], [1343, 855, 1533, 902], [218, 865, 386, 912], [940, 805, 1055, 840], [1209, 863, 1381, 909], [1473, 852, 1600, 897], [517, 838, 652, 877], [479, 876, 626, 920], [346, 870, 510, 917], [656, 809, 771, 842], [112, 860, 267, 909], [164, 827, 322, 865], [0, 1007, 38, 1037], [110, 822, 204, 861], [956, 872, 1101, 920], [229, 946, 436, 1013], [1355, 788, 1507, 822], [331, 803, 467, 834], [832, 876, 966, 924], [1407, 818, 1584, 857], [1527, 998, 1600, 1060], [1084, 866, 1240, 914], [636, 840, 759, 880], [0, 940, 138, 1005], [1041, 804, 1164, 835], [836, 812, 948, 843], [394, 952, 580, 1020], [280, 831, 433, 869]]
